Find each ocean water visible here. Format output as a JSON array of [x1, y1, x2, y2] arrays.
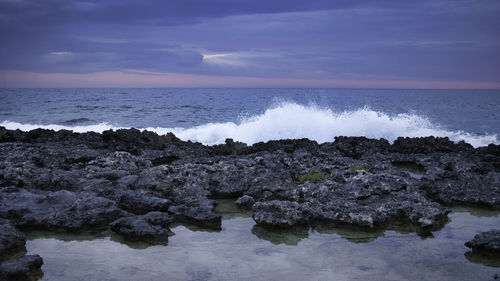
[[0, 88, 499, 147]]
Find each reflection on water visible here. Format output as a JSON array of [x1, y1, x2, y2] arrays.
[[215, 199, 252, 220], [451, 206, 500, 218], [25, 202, 500, 281], [251, 225, 310, 246], [465, 251, 500, 268]]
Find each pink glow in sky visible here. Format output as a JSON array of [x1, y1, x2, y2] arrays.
[[2, 70, 500, 89]]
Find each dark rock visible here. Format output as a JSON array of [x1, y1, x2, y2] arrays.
[[211, 138, 248, 155], [118, 191, 171, 215], [333, 137, 390, 159], [0, 189, 128, 231], [0, 254, 43, 281], [0, 127, 497, 245], [476, 143, 500, 156], [0, 189, 76, 222], [253, 200, 306, 227], [101, 128, 178, 153], [168, 199, 221, 229], [465, 230, 500, 255], [244, 138, 319, 155], [85, 151, 151, 180], [150, 155, 180, 166], [391, 136, 473, 154], [252, 174, 449, 230], [142, 211, 174, 228], [0, 127, 24, 143], [236, 195, 255, 209], [110, 212, 172, 243], [420, 153, 500, 209], [0, 219, 26, 259]]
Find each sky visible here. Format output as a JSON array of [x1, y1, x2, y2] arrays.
[[0, 0, 500, 88]]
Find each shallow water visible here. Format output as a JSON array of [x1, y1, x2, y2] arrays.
[[26, 201, 500, 281]]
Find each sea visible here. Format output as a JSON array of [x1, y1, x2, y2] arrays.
[[0, 88, 499, 147]]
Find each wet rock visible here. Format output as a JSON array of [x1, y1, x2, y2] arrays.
[[476, 143, 500, 156], [0, 219, 26, 259], [141, 211, 174, 228], [333, 136, 390, 159], [236, 195, 255, 209], [391, 136, 473, 154], [168, 198, 221, 229], [0, 188, 76, 223], [117, 191, 171, 215], [101, 128, 173, 154], [252, 174, 449, 230], [244, 138, 319, 155], [0, 254, 43, 281], [211, 138, 248, 155], [253, 201, 306, 227], [150, 155, 180, 166], [465, 230, 500, 255], [420, 153, 500, 209], [85, 151, 150, 180], [0, 127, 498, 237], [110, 212, 173, 243], [0, 189, 128, 231]]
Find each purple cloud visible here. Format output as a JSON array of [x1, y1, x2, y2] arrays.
[[1, 0, 499, 87]]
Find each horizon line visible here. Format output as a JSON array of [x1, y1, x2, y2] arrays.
[[1, 70, 500, 90], [2, 87, 500, 90]]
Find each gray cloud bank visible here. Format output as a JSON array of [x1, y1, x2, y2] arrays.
[[1, 0, 499, 84]]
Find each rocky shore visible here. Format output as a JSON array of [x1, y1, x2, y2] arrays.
[[0, 127, 499, 279]]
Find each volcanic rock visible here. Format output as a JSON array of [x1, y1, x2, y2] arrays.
[[465, 230, 500, 255]]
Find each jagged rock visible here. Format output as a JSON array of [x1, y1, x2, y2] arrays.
[[0, 219, 26, 259], [0, 189, 127, 231], [236, 195, 255, 209], [252, 174, 449, 230], [420, 153, 500, 209], [333, 136, 390, 159], [0, 127, 497, 236], [465, 230, 500, 255], [0, 188, 76, 222], [211, 138, 248, 155], [0, 254, 43, 281], [141, 211, 174, 228], [391, 136, 474, 154], [117, 191, 171, 215], [110, 212, 173, 243], [253, 200, 306, 227], [168, 198, 221, 229]]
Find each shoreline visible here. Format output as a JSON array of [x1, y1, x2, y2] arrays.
[[0, 127, 499, 279]]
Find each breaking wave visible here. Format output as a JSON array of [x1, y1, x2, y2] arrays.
[[1, 102, 498, 148]]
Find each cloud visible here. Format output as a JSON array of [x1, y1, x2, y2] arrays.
[[0, 30, 204, 73], [0, 0, 499, 86], [201, 51, 280, 67], [50, 51, 72, 55], [0, 0, 408, 26]]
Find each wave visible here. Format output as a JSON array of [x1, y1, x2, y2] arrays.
[[1, 102, 498, 148]]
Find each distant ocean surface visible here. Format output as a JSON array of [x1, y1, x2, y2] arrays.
[[0, 88, 499, 147]]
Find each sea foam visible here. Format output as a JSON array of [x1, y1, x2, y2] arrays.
[[1, 102, 498, 148]]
